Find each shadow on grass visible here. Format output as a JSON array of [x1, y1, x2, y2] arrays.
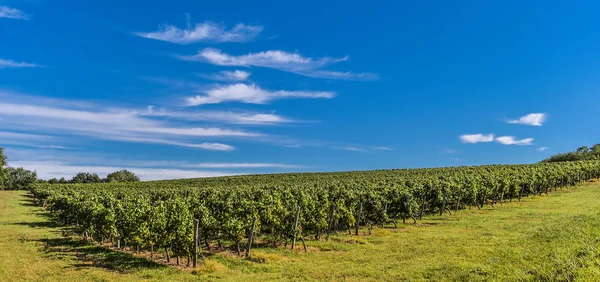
[[12, 220, 64, 229], [19, 193, 40, 207], [17, 193, 170, 274], [39, 237, 167, 273]]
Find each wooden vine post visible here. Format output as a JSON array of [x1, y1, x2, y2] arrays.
[[419, 188, 427, 220], [193, 219, 199, 268], [355, 201, 363, 236], [440, 187, 447, 216], [246, 216, 258, 257], [291, 206, 301, 250], [326, 203, 336, 239]]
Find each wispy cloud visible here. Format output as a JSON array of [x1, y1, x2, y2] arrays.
[[0, 92, 380, 154], [182, 163, 304, 169], [135, 19, 263, 44], [106, 136, 235, 151], [507, 113, 547, 126], [185, 83, 335, 106], [178, 48, 378, 80], [496, 136, 534, 146], [201, 70, 251, 82], [0, 6, 29, 20], [9, 160, 240, 180], [372, 146, 395, 151], [459, 133, 495, 144], [143, 106, 295, 125], [442, 149, 457, 154], [0, 92, 271, 150], [0, 131, 69, 149], [0, 58, 38, 69], [538, 147, 548, 151], [5, 148, 306, 180], [0, 131, 56, 141], [332, 146, 370, 152]]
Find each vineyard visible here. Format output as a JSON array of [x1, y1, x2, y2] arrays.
[[29, 161, 600, 268]]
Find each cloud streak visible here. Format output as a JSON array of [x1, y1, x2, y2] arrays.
[[0, 58, 38, 69], [185, 83, 335, 106], [143, 106, 295, 125], [179, 48, 378, 80], [496, 136, 534, 146], [507, 113, 547, 126], [201, 70, 251, 82], [459, 133, 495, 144], [0, 92, 382, 154], [9, 160, 241, 181], [0, 92, 272, 150], [136, 21, 263, 44], [0, 6, 29, 20], [5, 148, 306, 180], [0, 131, 69, 149], [182, 163, 304, 169]]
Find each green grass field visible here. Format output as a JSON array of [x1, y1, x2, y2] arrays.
[[2, 182, 600, 281]]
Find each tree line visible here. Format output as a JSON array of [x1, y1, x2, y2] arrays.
[[542, 143, 600, 162], [0, 148, 38, 190], [0, 147, 139, 190], [44, 170, 140, 184]]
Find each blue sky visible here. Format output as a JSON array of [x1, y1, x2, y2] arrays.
[[1, 0, 600, 180]]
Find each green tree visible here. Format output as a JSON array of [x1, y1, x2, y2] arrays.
[[576, 146, 590, 154], [71, 172, 102, 184], [3, 167, 37, 190], [0, 147, 6, 168], [543, 143, 600, 162], [0, 147, 6, 189], [105, 170, 140, 183]]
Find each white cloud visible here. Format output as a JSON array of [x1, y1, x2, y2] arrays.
[[5, 149, 305, 180], [0, 102, 258, 137], [202, 70, 251, 82], [105, 136, 235, 151], [235, 113, 289, 124], [185, 83, 335, 106], [143, 107, 295, 125], [372, 146, 395, 151], [5, 147, 304, 169], [0, 93, 275, 150], [0, 131, 70, 149], [0, 131, 55, 141], [507, 113, 547, 126], [459, 134, 495, 144], [332, 146, 370, 152], [9, 160, 240, 181], [496, 136, 534, 146], [136, 21, 262, 44], [0, 58, 38, 69], [182, 163, 303, 169], [538, 147, 548, 151], [0, 92, 381, 154], [0, 6, 29, 20], [179, 48, 378, 80]]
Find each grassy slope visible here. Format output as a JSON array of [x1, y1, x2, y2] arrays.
[[2, 182, 600, 281]]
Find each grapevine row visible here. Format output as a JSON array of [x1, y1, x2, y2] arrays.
[[30, 161, 600, 264]]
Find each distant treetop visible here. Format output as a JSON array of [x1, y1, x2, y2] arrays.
[[105, 170, 140, 183], [542, 143, 600, 162]]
